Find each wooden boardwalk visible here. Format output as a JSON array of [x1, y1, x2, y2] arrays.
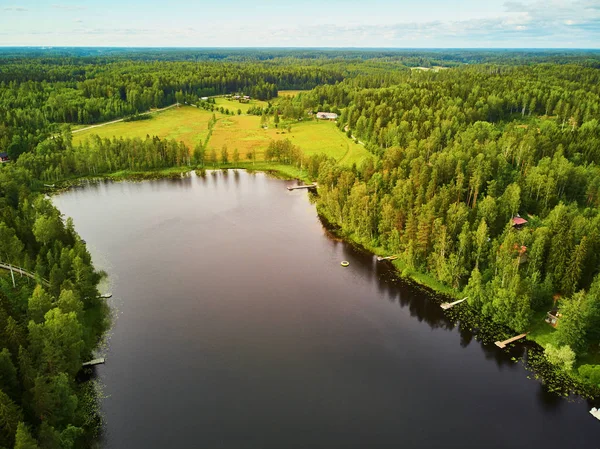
[[287, 183, 317, 191], [377, 255, 398, 261], [495, 333, 528, 349], [82, 358, 105, 367], [0, 262, 50, 287]]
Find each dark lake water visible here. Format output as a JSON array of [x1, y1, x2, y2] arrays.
[[53, 171, 599, 449]]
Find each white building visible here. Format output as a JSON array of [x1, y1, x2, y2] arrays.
[[316, 112, 338, 120]]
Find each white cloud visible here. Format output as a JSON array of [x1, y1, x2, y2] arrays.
[[51, 4, 85, 10], [3, 6, 28, 11]]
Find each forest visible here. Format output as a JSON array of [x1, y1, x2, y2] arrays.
[[1, 48, 600, 447]]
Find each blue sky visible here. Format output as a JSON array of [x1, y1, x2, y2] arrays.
[[0, 0, 598, 48]]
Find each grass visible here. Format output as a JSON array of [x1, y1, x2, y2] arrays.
[[72, 105, 374, 170], [73, 106, 213, 148], [277, 90, 309, 97], [213, 97, 268, 113], [208, 115, 372, 166]]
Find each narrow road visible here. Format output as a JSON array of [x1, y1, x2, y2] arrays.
[[71, 103, 178, 134]]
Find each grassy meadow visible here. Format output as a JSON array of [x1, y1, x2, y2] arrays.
[[212, 97, 268, 113], [73, 104, 372, 168], [73, 106, 213, 148], [277, 90, 309, 97]]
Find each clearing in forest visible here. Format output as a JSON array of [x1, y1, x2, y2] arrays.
[[73, 105, 372, 167], [277, 90, 309, 97], [72, 106, 213, 149], [213, 97, 268, 113]]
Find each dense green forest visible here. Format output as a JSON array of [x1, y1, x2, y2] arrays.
[[2, 48, 600, 446]]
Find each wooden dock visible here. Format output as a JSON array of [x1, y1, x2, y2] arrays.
[[287, 183, 317, 191], [495, 333, 527, 349], [440, 297, 467, 310], [98, 293, 112, 299], [377, 255, 398, 261], [82, 358, 105, 367]]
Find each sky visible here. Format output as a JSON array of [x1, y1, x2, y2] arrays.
[[0, 0, 598, 48]]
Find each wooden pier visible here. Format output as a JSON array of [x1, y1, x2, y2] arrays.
[[440, 297, 467, 310], [98, 293, 112, 299], [495, 333, 527, 349], [82, 358, 105, 367], [287, 183, 317, 191], [377, 255, 398, 261]]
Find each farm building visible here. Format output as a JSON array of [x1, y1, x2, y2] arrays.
[[0, 152, 9, 163], [316, 112, 338, 120]]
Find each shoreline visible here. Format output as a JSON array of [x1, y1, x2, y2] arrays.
[[49, 164, 600, 400]]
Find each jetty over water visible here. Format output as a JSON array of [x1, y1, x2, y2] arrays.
[[82, 358, 105, 367], [440, 297, 467, 310], [377, 255, 398, 261], [495, 333, 528, 349], [287, 183, 317, 191]]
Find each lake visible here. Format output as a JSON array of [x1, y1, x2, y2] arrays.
[[53, 171, 598, 449]]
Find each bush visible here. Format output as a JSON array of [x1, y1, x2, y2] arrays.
[[544, 344, 575, 371], [578, 364, 600, 387]]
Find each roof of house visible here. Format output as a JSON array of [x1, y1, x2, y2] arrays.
[[512, 217, 528, 225], [316, 112, 338, 118]]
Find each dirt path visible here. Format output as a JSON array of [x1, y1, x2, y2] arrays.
[[71, 103, 178, 134]]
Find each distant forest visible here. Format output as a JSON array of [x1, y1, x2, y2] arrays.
[[1, 48, 600, 447]]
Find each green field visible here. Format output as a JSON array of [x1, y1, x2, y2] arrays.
[[73, 105, 372, 167], [73, 106, 213, 148], [213, 97, 268, 113], [277, 90, 309, 97]]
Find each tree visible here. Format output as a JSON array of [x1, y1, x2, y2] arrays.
[[14, 422, 39, 449], [0, 389, 22, 447], [562, 236, 587, 296], [28, 286, 53, 324], [32, 216, 61, 246], [209, 148, 217, 167], [274, 110, 280, 127], [556, 292, 588, 353], [0, 223, 25, 288], [193, 143, 205, 167], [32, 373, 78, 428], [220, 145, 229, 164], [232, 148, 240, 165], [544, 344, 575, 371], [0, 348, 19, 401], [28, 309, 84, 376], [237, 109, 241, 115]]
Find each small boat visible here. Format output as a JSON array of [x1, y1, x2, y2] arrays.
[[590, 408, 600, 420], [341, 261, 349, 267]]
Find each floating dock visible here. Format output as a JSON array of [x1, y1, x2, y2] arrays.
[[377, 255, 398, 261], [440, 297, 467, 310], [82, 358, 105, 367], [495, 333, 528, 349], [98, 293, 112, 299], [287, 183, 317, 191]]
